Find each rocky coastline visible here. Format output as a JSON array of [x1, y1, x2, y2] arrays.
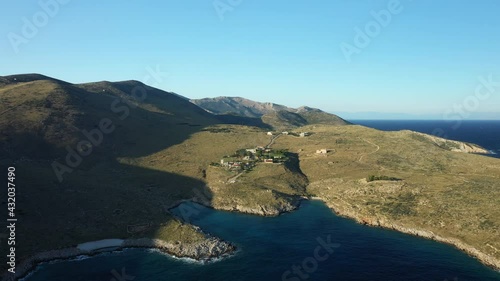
[[170, 197, 500, 271], [4, 196, 499, 281], [211, 199, 302, 217], [411, 131, 491, 154], [319, 198, 500, 271], [168, 195, 305, 218], [1, 236, 235, 281]]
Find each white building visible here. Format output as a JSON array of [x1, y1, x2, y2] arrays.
[[267, 132, 273, 136], [316, 149, 328, 154]]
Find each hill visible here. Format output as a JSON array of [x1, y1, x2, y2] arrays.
[[1, 74, 499, 277], [276, 125, 500, 269], [0, 74, 315, 278], [0, 74, 238, 278], [0, 75, 220, 160], [191, 96, 350, 129], [190, 96, 292, 117]]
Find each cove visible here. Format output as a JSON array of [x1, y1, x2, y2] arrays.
[[24, 200, 500, 281]]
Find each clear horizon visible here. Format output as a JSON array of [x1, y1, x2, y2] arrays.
[[1, 0, 499, 119]]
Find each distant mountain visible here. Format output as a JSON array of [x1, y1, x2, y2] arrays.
[[0, 76, 346, 163], [191, 97, 350, 129], [190, 96, 291, 118], [2, 74, 500, 276]]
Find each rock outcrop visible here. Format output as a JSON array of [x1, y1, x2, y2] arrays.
[[411, 132, 490, 154], [213, 199, 301, 216], [1, 236, 235, 281], [122, 237, 235, 260]]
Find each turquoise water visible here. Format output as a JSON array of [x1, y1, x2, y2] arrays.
[[25, 201, 500, 281]]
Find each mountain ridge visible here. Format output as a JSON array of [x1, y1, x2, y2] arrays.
[[191, 96, 350, 129], [2, 73, 499, 277]]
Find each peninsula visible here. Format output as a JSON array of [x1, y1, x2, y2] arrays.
[[1, 74, 499, 280]]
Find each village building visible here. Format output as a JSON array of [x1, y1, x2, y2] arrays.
[[316, 149, 328, 154], [267, 132, 273, 136], [264, 159, 274, 163], [221, 157, 240, 167], [282, 131, 289, 135]]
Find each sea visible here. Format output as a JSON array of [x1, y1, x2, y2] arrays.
[[22, 120, 500, 281], [352, 120, 500, 158]]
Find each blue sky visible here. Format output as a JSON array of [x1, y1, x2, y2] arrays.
[[1, 0, 500, 119]]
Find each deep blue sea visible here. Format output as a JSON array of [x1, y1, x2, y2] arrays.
[[23, 121, 500, 281], [351, 120, 500, 158]]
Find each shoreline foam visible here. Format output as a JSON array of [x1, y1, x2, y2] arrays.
[[174, 198, 500, 271], [1, 237, 235, 281], [5, 197, 499, 280]]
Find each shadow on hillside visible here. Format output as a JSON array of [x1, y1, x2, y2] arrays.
[[215, 114, 273, 130], [0, 132, 58, 160], [1, 80, 216, 159], [62, 82, 217, 158], [283, 152, 309, 192], [2, 157, 215, 279], [0, 78, 226, 279]]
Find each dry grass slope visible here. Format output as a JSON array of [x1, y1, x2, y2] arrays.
[[277, 125, 500, 268], [1, 74, 499, 273]]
